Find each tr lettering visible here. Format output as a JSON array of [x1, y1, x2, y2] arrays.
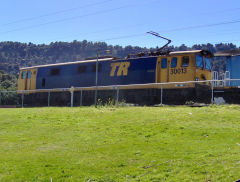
[[110, 62, 130, 76]]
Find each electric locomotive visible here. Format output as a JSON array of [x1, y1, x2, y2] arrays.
[[17, 32, 213, 105], [17, 48, 213, 105]]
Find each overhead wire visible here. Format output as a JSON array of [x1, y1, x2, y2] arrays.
[[91, 19, 240, 43], [44, 18, 240, 43], [1, 1, 240, 46], [45, 23, 147, 42], [0, 6, 128, 34], [0, 0, 161, 35], [0, 0, 114, 27], [158, 19, 240, 33]]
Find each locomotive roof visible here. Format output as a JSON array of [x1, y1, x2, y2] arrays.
[[169, 50, 212, 56], [20, 50, 211, 70], [20, 57, 115, 70]]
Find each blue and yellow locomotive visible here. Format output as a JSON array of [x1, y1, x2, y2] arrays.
[[18, 50, 212, 90], [18, 49, 213, 105]]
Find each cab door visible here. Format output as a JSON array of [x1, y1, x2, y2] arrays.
[[26, 69, 38, 90], [18, 70, 27, 91], [19, 70, 30, 90], [29, 68, 37, 90], [26, 70, 31, 90], [18, 69, 37, 91], [157, 57, 170, 83]]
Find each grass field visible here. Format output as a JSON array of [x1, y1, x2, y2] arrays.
[[0, 106, 240, 181]]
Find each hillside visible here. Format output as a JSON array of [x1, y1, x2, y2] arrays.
[[0, 106, 240, 181]]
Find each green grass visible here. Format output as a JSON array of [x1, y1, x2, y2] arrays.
[[0, 106, 240, 181]]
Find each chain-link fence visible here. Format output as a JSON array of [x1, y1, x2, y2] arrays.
[[1, 79, 240, 108]]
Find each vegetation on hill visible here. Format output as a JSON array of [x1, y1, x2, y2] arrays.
[[0, 106, 239, 181], [0, 71, 18, 105], [0, 70, 17, 90]]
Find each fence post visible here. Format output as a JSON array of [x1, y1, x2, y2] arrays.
[[48, 91, 50, 107], [160, 84, 163, 106], [70, 86, 74, 107], [94, 88, 97, 107], [21, 91, 24, 108], [116, 86, 119, 107], [80, 90, 83, 106], [211, 80, 214, 104], [71, 92, 74, 107]]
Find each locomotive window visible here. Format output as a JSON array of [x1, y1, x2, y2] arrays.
[[21, 71, 26, 79], [161, 58, 167, 68], [196, 55, 204, 68], [92, 63, 102, 72], [42, 78, 46, 87], [27, 71, 31, 79], [181, 56, 189, 67], [205, 57, 211, 70], [78, 65, 87, 73], [171, 57, 177, 68], [50, 68, 60, 76]]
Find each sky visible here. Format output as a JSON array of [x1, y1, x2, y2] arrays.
[[0, 0, 240, 48]]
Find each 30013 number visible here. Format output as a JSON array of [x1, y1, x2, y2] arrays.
[[170, 68, 187, 75]]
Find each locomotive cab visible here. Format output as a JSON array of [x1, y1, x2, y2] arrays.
[[155, 50, 212, 88]]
